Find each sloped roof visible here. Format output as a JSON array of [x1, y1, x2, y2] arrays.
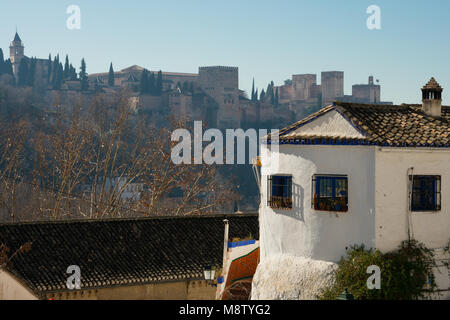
[[277, 102, 450, 147], [0, 214, 258, 294]]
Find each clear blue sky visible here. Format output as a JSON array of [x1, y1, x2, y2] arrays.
[[1, 0, 449, 104]]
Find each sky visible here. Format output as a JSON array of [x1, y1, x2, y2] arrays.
[[1, 0, 450, 104]]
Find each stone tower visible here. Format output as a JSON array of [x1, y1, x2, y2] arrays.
[[10, 31, 25, 77], [321, 71, 344, 107], [421, 77, 443, 118], [198, 66, 240, 128]]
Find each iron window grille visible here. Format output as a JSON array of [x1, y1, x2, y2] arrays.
[[268, 175, 293, 210], [409, 175, 441, 211], [312, 175, 348, 212]]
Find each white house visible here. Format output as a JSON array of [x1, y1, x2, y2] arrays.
[[255, 78, 450, 299]]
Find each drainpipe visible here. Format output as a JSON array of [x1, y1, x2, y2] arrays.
[[407, 167, 414, 242], [222, 219, 229, 271]]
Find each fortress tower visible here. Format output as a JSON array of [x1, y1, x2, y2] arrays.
[[198, 66, 239, 128], [321, 71, 344, 106], [9, 31, 25, 77]]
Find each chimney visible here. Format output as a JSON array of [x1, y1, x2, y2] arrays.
[[421, 77, 443, 117]]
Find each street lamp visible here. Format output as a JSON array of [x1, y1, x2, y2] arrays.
[[337, 288, 354, 300], [204, 266, 216, 286]]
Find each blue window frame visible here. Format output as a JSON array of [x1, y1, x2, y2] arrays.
[[312, 175, 348, 212], [268, 175, 292, 209], [410, 175, 441, 211]]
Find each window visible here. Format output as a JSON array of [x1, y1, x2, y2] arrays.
[[409, 175, 441, 211], [268, 175, 292, 209], [312, 175, 348, 212]]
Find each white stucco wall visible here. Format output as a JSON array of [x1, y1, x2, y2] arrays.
[[374, 147, 450, 252], [260, 144, 376, 263], [0, 270, 38, 300]]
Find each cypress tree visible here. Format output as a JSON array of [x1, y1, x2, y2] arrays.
[[69, 64, 77, 80], [79, 58, 88, 91], [251, 78, 255, 101], [47, 54, 52, 82], [156, 70, 163, 95], [0, 49, 4, 75], [18, 59, 29, 86], [108, 62, 115, 87], [149, 72, 156, 94], [274, 87, 279, 108], [53, 62, 64, 90], [260, 89, 265, 101], [64, 55, 70, 79], [27, 57, 36, 87], [4, 59, 14, 77], [140, 69, 149, 94]]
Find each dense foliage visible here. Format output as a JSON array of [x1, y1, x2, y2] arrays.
[[319, 240, 442, 300]]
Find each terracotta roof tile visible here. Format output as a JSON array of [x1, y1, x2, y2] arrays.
[[277, 102, 450, 147]]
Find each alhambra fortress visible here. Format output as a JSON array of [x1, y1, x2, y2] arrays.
[[6, 32, 391, 129]]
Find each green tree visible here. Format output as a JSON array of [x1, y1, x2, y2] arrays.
[[47, 54, 52, 82], [79, 58, 89, 91], [27, 57, 36, 87], [53, 62, 64, 90], [274, 87, 279, 108], [149, 72, 156, 94], [64, 55, 70, 79], [69, 64, 77, 80], [259, 89, 265, 101], [319, 240, 441, 300], [156, 70, 163, 95], [4, 59, 14, 77], [17, 59, 29, 86], [251, 78, 255, 101], [0, 49, 4, 75], [108, 62, 115, 87], [140, 69, 149, 94]]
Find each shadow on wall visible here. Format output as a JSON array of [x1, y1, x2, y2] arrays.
[[272, 182, 304, 222]]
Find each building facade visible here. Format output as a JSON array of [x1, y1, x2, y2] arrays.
[[256, 78, 450, 298]]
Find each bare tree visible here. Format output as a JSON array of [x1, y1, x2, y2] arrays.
[[0, 89, 235, 221]]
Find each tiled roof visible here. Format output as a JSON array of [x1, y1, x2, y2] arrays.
[[0, 214, 258, 294], [277, 102, 450, 147]]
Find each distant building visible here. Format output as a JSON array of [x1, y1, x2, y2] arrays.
[[9, 32, 49, 85]]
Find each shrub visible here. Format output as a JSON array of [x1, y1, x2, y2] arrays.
[[319, 240, 439, 300]]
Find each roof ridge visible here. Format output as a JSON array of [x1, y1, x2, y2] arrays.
[[0, 212, 258, 226]]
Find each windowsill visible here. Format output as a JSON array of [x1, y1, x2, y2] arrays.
[[313, 209, 348, 214], [411, 210, 440, 214], [269, 206, 293, 211]]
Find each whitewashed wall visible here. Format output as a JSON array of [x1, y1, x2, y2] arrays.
[[260, 144, 376, 263], [374, 147, 450, 252], [0, 270, 38, 300]]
